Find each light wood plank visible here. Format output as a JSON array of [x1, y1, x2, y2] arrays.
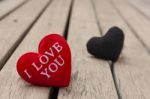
[[58, 0, 118, 98], [0, 0, 72, 98], [94, 0, 150, 98], [111, 0, 150, 52], [129, 0, 150, 19], [0, 0, 27, 20], [0, 0, 50, 69]]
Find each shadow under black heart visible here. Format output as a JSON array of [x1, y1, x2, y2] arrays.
[[87, 26, 125, 62]]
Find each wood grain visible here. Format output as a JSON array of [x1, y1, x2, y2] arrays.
[[110, 0, 150, 52], [58, 0, 118, 98], [129, 0, 150, 19], [0, 0, 49, 69], [0, 0, 27, 20], [0, 0, 72, 98], [94, 0, 150, 98]]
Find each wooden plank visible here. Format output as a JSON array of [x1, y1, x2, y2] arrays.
[[0, 0, 72, 98], [110, 0, 150, 52], [94, 0, 150, 98], [0, 0, 27, 20], [0, 0, 50, 69], [58, 0, 118, 98], [129, 0, 150, 19]]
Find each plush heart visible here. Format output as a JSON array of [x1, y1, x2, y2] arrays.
[[17, 34, 71, 87], [87, 27, 124, 62]]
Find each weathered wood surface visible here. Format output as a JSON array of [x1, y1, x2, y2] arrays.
[[129, 0, 150, 19], [93, 0, 150, 98], [0, 0, 50, 69], [58, 0, 118, 98], [0, 0, 150, 98], [0, 0, 27, 20], [111, 0, 150, 52], [0, 0, 72, 98]]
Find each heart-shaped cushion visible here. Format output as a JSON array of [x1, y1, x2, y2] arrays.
[[87, 27, 124, 62], [17, 34, 71, 87]]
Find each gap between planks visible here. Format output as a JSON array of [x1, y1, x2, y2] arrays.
[[0, 0, 28, 20], [57, 0, 118, 98], [110, 0, 150, 55], [127, 0, 150, 21], [0, 0, 52, 70], [126, 0, 150, 55], [95, 0, 150, 98], [49, 0, 74, 98], [0, 0, 73, 98], [91, 0, 122, 99]]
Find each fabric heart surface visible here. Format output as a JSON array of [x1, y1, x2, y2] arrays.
[[17, 34, 71, 87], [87, 27, 124, 62]]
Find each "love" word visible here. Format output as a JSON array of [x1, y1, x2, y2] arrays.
[[24, 42, 65, 79]]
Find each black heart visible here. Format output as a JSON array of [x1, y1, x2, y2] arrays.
[[87, 27, 124, 62]]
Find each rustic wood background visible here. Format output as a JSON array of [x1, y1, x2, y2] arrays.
[[0, 0, 150, 99]]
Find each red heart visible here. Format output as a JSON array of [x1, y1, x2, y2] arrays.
[[17, 34, 71, 87]]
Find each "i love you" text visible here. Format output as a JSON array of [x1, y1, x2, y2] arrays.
[[24, 42, 65, 79]]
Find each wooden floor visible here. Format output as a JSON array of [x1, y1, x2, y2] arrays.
[[0, 0, 150, 98]]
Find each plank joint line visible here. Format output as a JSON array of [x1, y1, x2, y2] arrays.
[[90, 0, 103, 35], [108, 0, 150, 56], [110, 62, 122, 99], [92, 0, 123, 98], [48, 0, 74, 98], [126, 0, 150, 22], [49, 87, 59, 99], [0, 0, 52, 70], [63, 0, 74, 39], [0, 0, 29, 20]]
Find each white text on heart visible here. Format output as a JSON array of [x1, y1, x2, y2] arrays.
[[24, 42, 65, 79]]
